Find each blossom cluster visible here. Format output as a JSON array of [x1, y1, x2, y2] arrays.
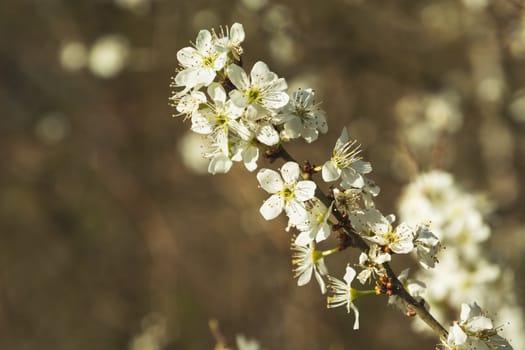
[[172, 23, 514, 349], [170, 23, 327, 175], [399, 171, 523, 348]]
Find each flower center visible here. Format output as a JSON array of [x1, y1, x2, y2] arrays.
[[247, 88, 262, 104]]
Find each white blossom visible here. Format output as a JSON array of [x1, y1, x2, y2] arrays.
[[294, 198, 333, 246], [322, 128, 372, 188], [413, 224, 441, 269], [291, 242, 328, 294], [206, 130, 233, 174], [215, 23, 245, 60], [356, 245, 390, 285], [190, 83, 249, 139], [256, 161, 316, 222], [174, 90, 207, 118], [326, 265, 360, 330], [273, 88, 328, 143], [445, 303, 513, 350], [174, 29, 227, 90], [350, 209, 415, 254], [227, 61, 289, 115]]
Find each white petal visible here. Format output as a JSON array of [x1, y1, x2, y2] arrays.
[[350, 303, 360, 330], [207, 82, 226, 104], [260, 194, 284, 220], [195, 30, 212, 52], [272, 112, 295, 124], [256, 168, 283, 193], [390, 240, 414, 255], [250, 61, 272, 86], [229, 89, 249, 108], [335, 127, 350, 150], [295, 231, 314, 246], [297, 265, 313, 286], [280, 161, 300, 184], [269, 78, 288, 92], [301, 128, 319, 143], [344, 265, 357, 285], [208, 154, 232, 174], [242, 145, 259, 172], [285, 199, 307, 224], [190, 114, 213, 134], [263, 91, 290, 110], [352, 160, 372, 174], [256, 124, 280, 146], [322, 160, 341, 182], [467, 316, 493, 332], [448, 323, 467, 345], [177, 47, 200, 67], [315, 223, 331, 243], [294, 181, 316, 201], [226, 64, 250, 90], [230, 23, 245, 44], [341, 169, 365, 188], [314, 270, 327, 294], [212, 52, 227, 71]]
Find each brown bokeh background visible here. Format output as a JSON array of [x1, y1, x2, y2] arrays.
[[1, 0, 525, 349]]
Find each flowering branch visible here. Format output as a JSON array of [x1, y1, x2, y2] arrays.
[[267, 143, 448, 339], [170, 23, 513, 349]]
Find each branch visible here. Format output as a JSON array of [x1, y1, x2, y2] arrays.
[[268, 143, 449, 341]]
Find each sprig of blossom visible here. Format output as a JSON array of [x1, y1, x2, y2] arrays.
[[171, 23, 517, 350], [444, 303, 512, 350]]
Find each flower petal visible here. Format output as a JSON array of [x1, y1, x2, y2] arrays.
[[230, 23, 245, 45], [322, 160, 341, 182], [280, 161, 300, 184], [294, 181, 316, 201], [344, 265, 357, 285], [177, 47, 200, 67], [256, 168, 283, 193], [260, 194, 284, 220], [256, 124, 280, 146], [226, 64, 250, 90], [208, 154, 232, 174], [295, 231, 314, 246], [297, 265, 313, 286], [207, 82, 227, 104]]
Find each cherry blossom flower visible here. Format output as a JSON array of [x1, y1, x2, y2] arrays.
[[350, 209, 415, 254], [227, 61, 289, 115], [356, 245, 390, 285], [291, 242, 329, 294], [322, 128, 372, 188], [175, 29, 228, 90], [273, 88, 328, 143], [326, 265, 361, 329], [294, 199, 333, 246], [190, 83, 249, 139], [413, 224, 441, 269], [215, 23, 245, 61], [445, 303, 512, 350], [256, 161, 316, 221]]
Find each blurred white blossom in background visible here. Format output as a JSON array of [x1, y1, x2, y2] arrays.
[[88, 35, 130, 79], [399, 171, 525, 349]]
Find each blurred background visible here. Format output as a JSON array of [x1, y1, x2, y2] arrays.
[[1, 0, 525, 349]]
